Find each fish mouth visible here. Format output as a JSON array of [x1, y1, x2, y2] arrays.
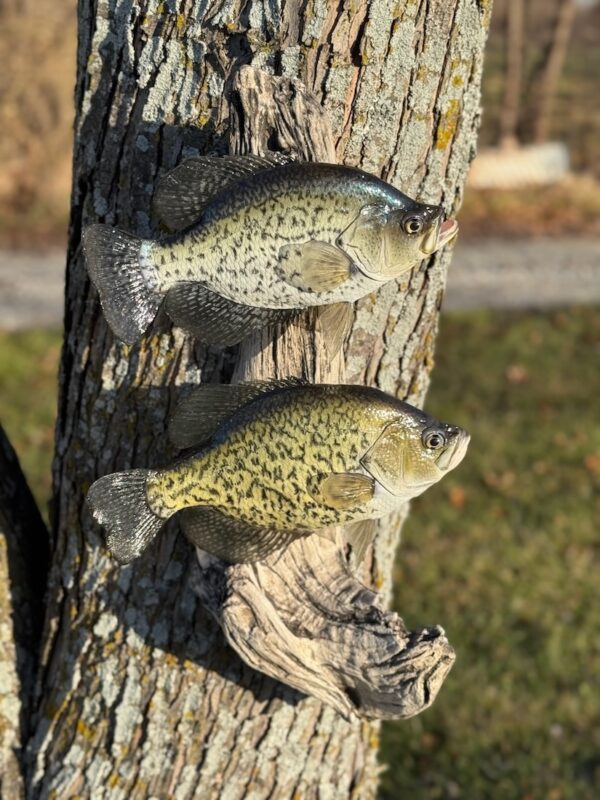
[[435, 429, 470, 471], [421, 217, 459, 255]]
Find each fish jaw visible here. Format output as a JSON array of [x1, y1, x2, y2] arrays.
[[438, 218, 459, 247], [435, 429, 470, 472], [421, 217, 459, 256]]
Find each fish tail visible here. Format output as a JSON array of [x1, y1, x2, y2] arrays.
[[87, 469, 166, 564], [82, 224, 162, 343]]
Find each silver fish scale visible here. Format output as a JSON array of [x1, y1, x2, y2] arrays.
[[151, 163, 414, 310], [146, 385, 411, 530]]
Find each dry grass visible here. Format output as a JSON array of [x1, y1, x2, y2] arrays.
[[0, 1, 75, 249], [0, 2, 599, 249], [460, 174, 600, 240]]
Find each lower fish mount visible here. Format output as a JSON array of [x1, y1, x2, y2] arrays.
[[86, 381, 469, 720], [87, 381, 469, 565]]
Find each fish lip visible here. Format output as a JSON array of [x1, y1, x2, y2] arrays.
[[435, 430, 470, 471], [421, 217, 459, 256], [437, 218, 459, 248]]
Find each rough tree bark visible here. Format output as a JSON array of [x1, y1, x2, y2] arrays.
[[4, 1, 491, 797], [0, 427, 48, 800]]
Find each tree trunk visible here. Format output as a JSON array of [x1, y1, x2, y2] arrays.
[[0, 426, 48, 800], [14, 1, 491, 797], [499, 0, 524, 147], [528, 0, 576, 144]]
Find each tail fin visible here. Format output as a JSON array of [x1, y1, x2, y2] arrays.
[[82, 224, 162, 344], [87, 469, 165, 564]]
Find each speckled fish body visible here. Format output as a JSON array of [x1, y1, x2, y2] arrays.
[[145, 163, 444, 309], [86, 383, 470, 566], [82, 158, 458, 346]]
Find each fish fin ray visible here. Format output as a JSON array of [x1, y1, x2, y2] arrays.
[[83, 225, 162, 344], [169, 378, 307, 449], [86, 469, 164, 564], [315, 473, 375, 510], [279, 240, 352, 292], [181, 506, 304, 563], [316, 301, 353, 357], [344, 518, 377, 563], [153, 153, 294, 231], [164, 282, 299, 347]]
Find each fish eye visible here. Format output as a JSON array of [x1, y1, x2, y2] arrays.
[[422, 429, 446, 450], [404, 215, 423, 235]]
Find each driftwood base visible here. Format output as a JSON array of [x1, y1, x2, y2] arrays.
[[194, 533, 455, 720]]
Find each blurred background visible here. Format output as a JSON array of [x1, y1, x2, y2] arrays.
[[0, 0, 598, 796]]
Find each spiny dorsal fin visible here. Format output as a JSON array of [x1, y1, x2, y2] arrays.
[[153, 152, 294, 231], [169, 377, 307, 449], [180, 506, 308, 563]]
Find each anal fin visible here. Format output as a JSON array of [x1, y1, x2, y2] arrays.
[[165, 282, 300, 347], [180, 506, 306, 563]]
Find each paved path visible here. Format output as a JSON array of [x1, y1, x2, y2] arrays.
[[0, 238, 599, 330], [0, 250, 65, 330], [444, 237, 600, 311]]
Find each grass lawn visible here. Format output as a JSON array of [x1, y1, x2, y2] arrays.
[[0, 329, 62, 518], [381, 308, 600, 799], [0, 309, 598, 797]]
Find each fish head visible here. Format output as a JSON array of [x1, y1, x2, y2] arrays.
[[361, 407, 469, 498], [339, 201, 458, 280]]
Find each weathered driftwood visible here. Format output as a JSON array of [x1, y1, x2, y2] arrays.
[[195, 535, 455, 721], [14, 2, 492, 797], [0, 426, 48, 800], [185, 66, 455, 721]]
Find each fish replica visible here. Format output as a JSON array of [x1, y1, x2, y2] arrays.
[[87, 381, 470, 564], [82, 155, 458, 348]]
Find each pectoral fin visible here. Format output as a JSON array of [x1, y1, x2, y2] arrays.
[[279, 241, 352, 293], [314, 473, 375, 510], [165, 282, 300, 347], [180, 506, 306, 563]]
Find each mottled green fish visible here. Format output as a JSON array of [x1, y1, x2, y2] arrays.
[[87, 382, 469, 565], [82, 155, 458, 348]]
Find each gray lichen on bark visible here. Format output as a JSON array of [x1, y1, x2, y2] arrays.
[[15, 1, 492, 797]]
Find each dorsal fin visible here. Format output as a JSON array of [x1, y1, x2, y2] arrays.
[[153, 152, 294, 231], [169, 378, 306, 449]]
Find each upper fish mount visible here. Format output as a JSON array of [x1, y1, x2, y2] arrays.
[[82, 154, 458, 350]]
